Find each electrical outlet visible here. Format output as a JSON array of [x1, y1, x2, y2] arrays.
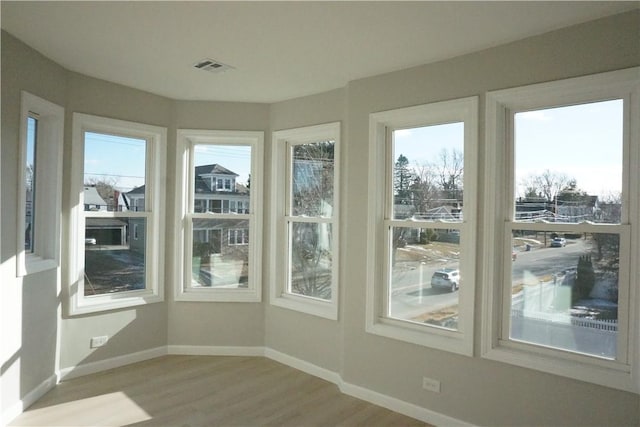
[[422, 376, 441, 393], [90, 335, 108, 348]]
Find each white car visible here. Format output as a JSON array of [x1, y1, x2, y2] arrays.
[[430, 268, 460, 292], [85, 237, 97, 245]]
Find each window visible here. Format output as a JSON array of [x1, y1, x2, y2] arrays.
[[482, 68, 639, 391], [175, 130, 263, 302], [367, 97, 478, 355], [16, 92, 64, 276], [228, 229, 249, 246], [271, 123, 340, 320], [69, 114, 166, 315]]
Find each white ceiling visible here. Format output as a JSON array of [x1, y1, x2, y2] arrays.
[[2, 1, 638, 103]]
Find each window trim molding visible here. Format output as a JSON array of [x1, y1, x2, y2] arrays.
[[68, 113, 166, 315], [366, 97, 479, 356], [270, 122, 341, 320], [16, 92, 65, 277], [481, 67, 640, 392], [174, 129, 263, 303]]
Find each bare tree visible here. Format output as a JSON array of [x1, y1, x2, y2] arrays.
[[598, 192, 622, 224], [436, 148, 463, 200], [519, 175, 542, 199], [26, 163, 35, 191], [410, 162, 438, 216], [289, 141, 335, 299], [531, 169, 570, 202]]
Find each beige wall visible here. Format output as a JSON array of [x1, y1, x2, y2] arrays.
[[2, 9, 640, 426], [167, 101, 269, 348], [58, 72, 174, 370], [1, 31, 67, 414], [265, 88, 346, 372], [340, 11, 640, 426]]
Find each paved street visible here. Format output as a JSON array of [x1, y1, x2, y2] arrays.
[[388, 238, 592, 324]]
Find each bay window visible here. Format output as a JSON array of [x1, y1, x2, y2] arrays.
[[271, 123, 340, 320], [367, 97, 478, 355], [482, 67, 639, 391], [175, 130, 263, 302], [16, 92, 64, 277], [69, 114, 166, 314]]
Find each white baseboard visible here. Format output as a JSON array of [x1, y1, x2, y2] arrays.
[[57, 346, 167, 381], [1, 374, 57, 427], [339, 381, 474, 427], [10, 346, 474, 427], [167, 345, 264, 357], [263, 348, 342, 385]]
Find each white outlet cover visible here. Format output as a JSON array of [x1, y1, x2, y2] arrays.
[[90, 336, 108, 348], [422, 377, 441, 393]]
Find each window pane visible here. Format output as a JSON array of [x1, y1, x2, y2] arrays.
[[392, 123, 464, 221], [191, 218, 250, 288], [192, 145, 251, 213], [388, 226, 461, 330], [84, 132, 146, 212], [510, 230, 619, 359], [514, 100, 623, 224], [84, 218, 146, 295], [291, 141, 335, 217], [289, 221, 333, 300], [25, 117, 37, 252]]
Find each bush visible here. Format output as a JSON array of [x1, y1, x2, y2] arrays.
[[420, 229, 438, 244], [573, 255, 595, 304]]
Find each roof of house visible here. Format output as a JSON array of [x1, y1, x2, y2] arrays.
[[128, 164, 248, 196], [194, 164, 238, 177], [84, 186, 107, 206], [127, 186, 145, 195]]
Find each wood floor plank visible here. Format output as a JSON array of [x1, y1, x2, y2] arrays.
[[9, 355, 430, 427]]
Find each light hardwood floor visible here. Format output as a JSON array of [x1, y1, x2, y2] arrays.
[[10, 355, 430, 426]]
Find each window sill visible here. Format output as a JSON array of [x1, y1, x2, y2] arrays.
[[175, 286, 261, 303], [366, 317, 473, 357], [482, 342, 635, 393], [18, 255, 58, 277], [69, 290, 164, 316], [271, 293, 338, 320]]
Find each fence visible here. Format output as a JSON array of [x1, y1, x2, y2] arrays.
[[511, 309, 617, 332]]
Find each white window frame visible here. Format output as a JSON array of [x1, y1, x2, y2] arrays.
[[482, 67, 640, 392], [69, 114, 166, 315], [16, 92, 64, 277], [271, 122, 341, 320], [366, 97, 478, 356], [175, 129, 263, 302]]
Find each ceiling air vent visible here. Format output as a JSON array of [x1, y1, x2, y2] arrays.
[[193, 58, 234, 73]]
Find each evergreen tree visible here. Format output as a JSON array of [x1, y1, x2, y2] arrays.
[[573, 255, 595, 304], [394, 154, 413, 205]]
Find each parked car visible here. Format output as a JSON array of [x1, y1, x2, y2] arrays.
[[550, 237, 566, 247], [85, 237, 97, 245], [431, 268, 460, 292]]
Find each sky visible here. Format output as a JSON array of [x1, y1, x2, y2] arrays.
[[84, 132, 146, 192], [83, 98, 623, 198], [514, 99, 623, 198], [83, 134, 253, 192], [393, 99, 623, 199], [394, 122, 464, 170]]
